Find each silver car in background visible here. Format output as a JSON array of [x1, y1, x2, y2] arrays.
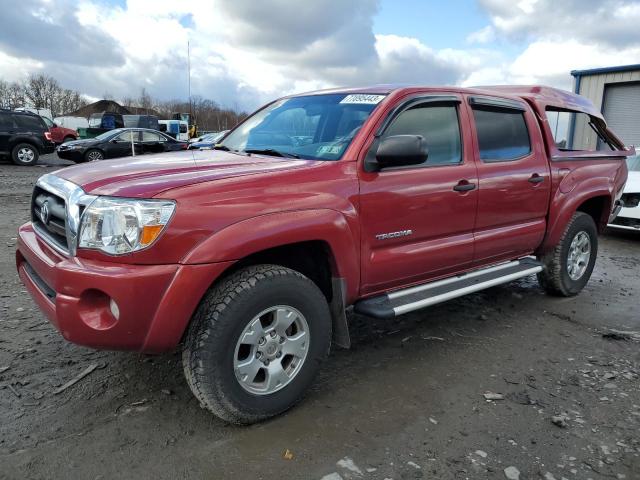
[[609, 154, 640, 231]]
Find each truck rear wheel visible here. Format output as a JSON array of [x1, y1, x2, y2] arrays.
[[182, 264, 332, 424], [537, 212, 598, 297]]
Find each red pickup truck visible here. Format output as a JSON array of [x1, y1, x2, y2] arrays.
[[16, 85, 631, 424]]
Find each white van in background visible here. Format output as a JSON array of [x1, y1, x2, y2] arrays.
[[53, 116, 89, 131], [158, 119, 189, 141]]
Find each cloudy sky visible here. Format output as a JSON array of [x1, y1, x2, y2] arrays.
[[0, 0, 639, 110]]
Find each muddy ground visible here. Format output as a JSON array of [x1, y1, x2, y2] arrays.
[[0, 154, 639, 480]]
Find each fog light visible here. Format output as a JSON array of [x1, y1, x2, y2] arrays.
[[110, 298, 120, 320]]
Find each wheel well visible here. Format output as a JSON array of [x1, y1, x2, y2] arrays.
[[227, 241, 336, 301], [576, 196, 610, 231], [10, 140, 38, 152]]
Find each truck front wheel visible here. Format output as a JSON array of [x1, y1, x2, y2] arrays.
[[537, 212, 598, 296], [182, 265, 332, 424]]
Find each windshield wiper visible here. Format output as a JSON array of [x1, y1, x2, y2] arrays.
[[213, 144, 230, 151], [243, 148, 300, 159]]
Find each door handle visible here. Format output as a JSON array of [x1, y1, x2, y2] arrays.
[[528, 173, 544, 184], [453, 180, 477, 192]]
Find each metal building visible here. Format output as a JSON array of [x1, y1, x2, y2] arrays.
[[570, 64, 640, 149]]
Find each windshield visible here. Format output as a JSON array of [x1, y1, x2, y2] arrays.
[[219, 93, 386, 160], [94, 129, 122, 141], [627, 154, 640, 172]]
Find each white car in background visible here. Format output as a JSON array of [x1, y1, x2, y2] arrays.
[[609, 153, 640, 231]]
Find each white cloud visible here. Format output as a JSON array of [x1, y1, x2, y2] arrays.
[[466, 26, 496, 45], [1, 0, 639, 112]]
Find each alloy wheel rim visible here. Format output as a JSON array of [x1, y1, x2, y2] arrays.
[[87, 151, 103, 161], [18, 148, 35, 163], [567, 231, 591, 280], [233, 305, 309, 395]]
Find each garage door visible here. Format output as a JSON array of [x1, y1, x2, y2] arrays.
[[603, 82, 640, 147]]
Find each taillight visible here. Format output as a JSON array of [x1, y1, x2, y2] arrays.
[[44, 131, 52, 141]]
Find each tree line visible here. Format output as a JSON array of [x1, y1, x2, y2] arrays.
[[0, 74, 88, 117], [0, 74, 248, 132]]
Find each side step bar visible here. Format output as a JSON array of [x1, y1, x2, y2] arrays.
[[354, 258, 543, 319]]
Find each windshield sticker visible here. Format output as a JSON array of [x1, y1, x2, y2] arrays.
[[317, 145, 342, 155], [340, 94, 386, 105]]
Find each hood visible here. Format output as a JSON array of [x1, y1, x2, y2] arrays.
[[59, 138, 99, 148], [624, 171, 640, 194], [54, 149, 319, 197]]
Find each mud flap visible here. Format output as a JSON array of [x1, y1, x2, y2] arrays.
[[330, 277, 350, 349]]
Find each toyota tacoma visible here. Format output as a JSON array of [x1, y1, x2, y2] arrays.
[[16, 85, 631, 423]]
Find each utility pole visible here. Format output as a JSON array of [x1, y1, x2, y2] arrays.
[[187, 41, 192, 123]]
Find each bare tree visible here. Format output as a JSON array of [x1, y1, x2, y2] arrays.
[[0, 80, 8, 109], [138, 87, 154, 114], [6, 82, 26, 110]]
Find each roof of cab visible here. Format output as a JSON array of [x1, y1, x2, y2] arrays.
[[294, 84, 602, 120]]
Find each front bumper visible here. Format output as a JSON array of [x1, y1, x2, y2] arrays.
[[16, 223, 233, 353], [42, 142, 55, 154], [56, 148, 85, 161]]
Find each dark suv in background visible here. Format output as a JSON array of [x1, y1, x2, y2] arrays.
[[0, 110, 55, 166]]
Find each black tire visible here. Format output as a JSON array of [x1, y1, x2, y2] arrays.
[[62, 136, 75, 143], [11, 143, 39, 166], [182, 265, 332, 424], [83, 149, 104, 162], [537, 212, 598, 296]]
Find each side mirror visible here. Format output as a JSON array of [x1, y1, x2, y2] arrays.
[[52, 123, 58, 128], [375, 135, 428, 169]]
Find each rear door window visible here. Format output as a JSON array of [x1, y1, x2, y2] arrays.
[[142, 131, 162, 142], [472, 107, 531, 161], [13, 114, 46, 131], [0, 113, 12, 129]]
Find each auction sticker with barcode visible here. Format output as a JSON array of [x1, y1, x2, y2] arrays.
[[340, 94, 386, 105]]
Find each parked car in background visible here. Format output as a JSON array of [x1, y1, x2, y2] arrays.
[[57, 128, 187, 162], [608, 153, 640, 231], [0, 109, 55, 166], [16, 85, 631, 424], [187, 130, 229, 150], [40, 116, 78, 144]]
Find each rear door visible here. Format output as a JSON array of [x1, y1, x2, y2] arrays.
[[358, 95, 479, 295], [140, 130, 165, 154], [467, 96, 550, 264], [0, 113, 12, 152]]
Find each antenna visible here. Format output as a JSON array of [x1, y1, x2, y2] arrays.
[[187, 40, 192, 122]]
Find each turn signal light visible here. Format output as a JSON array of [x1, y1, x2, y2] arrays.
[[140, 224, 165, 246]]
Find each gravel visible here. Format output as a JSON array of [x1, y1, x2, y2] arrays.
[[1, 158, 639, 479]]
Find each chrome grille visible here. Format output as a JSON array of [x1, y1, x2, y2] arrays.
[[32, 186, 69, 252], [30, 174, 97, 256]]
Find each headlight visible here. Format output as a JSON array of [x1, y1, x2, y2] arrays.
[[78, 197, 175, 255]]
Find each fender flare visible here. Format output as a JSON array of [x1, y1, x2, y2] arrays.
[[182, 208, 360, 301], [540, 177, 613, 252]]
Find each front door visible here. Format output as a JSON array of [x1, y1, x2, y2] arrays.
[[466, 96, 551, 264], [358, 95, 478, 295], [108, 130, 141, 158]]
